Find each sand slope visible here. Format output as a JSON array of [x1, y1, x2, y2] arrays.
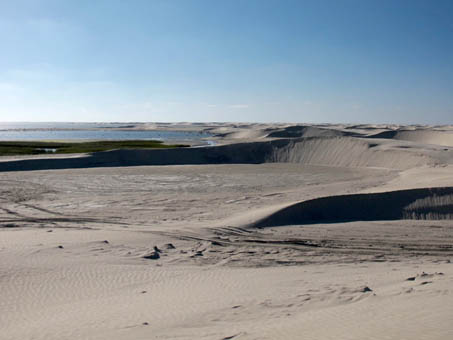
[[368, 129, 453, 147], [266, 125, 353, 138], [252, 187, 453, 227], [0, 135, 447, 172]]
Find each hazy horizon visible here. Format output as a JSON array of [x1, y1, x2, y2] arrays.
[[1, 120, 453, 126]]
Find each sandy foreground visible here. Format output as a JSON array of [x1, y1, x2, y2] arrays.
[[1, 123, 453, 340]]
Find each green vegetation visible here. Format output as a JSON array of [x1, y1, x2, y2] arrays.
[[0, 140, 188, 156]]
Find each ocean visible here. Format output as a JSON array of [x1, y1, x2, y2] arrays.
[[0, 123, 211, 142]]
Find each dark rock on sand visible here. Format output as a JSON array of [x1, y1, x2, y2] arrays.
[[143, 251, 160, 260]]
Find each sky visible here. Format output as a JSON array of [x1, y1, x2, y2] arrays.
[[0, 0, 452, 124]]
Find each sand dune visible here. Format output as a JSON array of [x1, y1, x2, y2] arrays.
[[266, 125, 355, 138], [252, 187, 453, 227], [0, 136, 443, 172], [368, 129, 453, 147], [266, 137, 438, 169]]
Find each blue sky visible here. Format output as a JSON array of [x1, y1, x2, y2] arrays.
[[1, 0, 452, 123]]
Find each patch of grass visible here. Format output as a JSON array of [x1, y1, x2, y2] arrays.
[[0, 140, 188, 156]]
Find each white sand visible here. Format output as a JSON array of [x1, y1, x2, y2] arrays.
[[1, 123, 453, 340]]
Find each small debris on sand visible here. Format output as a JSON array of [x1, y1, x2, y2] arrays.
[[222, 334, 240, 340], [143, 251, 160, 260], [164, 243, 176, 249]]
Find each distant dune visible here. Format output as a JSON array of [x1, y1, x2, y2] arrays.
[[367, 129, 453, 147], [266, 125, 353, 138]]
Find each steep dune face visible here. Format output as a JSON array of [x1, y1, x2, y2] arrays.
[[252, 187, 453, 227], [368, 129, 453, 147], [0, 137, 437, 172], [266, 137, 433, 169]]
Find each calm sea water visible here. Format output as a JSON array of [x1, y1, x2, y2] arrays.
[[0, 123, 211, 141]]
